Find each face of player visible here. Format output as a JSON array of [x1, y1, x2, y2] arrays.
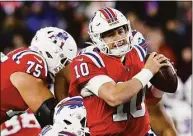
[[102, 26, 128, 50]]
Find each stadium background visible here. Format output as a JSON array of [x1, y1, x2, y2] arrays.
[[0, 1, 192, 136]]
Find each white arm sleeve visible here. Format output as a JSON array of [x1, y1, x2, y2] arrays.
[[81, 75, 114, 97]]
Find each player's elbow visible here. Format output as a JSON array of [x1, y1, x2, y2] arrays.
[[102, 89, 122, 107], [106, 95, 122, 107], [99, 82, 124, 107]]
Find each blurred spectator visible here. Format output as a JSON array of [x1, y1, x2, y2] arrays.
[[25, 2, 58, 33], [0, 14, 32, 53], [0, 2, 22, 15], [84, 1, 115, 19], [142, 26, 177, 64]]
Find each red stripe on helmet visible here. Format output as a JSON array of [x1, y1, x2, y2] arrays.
[[107, 7, 118, 21], [100, 9, 111, 23]]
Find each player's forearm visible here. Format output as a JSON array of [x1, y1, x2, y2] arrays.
[[148, 101, 177, 136], [54, 65, 70, 101], [112, 78, 143, 106], [110, 69, 153, 106], [54, 71, 69, 101]]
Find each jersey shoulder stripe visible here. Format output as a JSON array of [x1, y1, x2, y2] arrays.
[[12, 50, 48, 77], [82, 51, 105, 68], [132, 30, 147, 52], [133, 45, 146, 62]]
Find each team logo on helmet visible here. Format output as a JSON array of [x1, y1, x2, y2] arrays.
[[56, 97, 84, 115]]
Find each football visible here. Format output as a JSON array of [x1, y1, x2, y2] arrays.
[[146, 54, 178, 93]]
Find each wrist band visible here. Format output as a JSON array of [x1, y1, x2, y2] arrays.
[[133, 69, 153, 88]]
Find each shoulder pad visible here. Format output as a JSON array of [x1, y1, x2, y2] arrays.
[[80, 51, 105, 68]]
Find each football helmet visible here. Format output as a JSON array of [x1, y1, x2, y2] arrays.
[[30, 27, 77, 75], [88, 7, 133, 57], [53, 96, 89, 135], [131, 30, 146, 47]]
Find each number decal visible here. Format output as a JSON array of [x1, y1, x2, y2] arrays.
[[26, 61, 43, 77], [2, 116, 21, 135], [2, 113, 40, 135], [113, 87, 147, 121], [20, 113, 40, 128], [74, 63, 89, 78], [130, 89, 145, 118]]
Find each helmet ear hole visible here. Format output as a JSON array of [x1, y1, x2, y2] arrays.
[[63, 119, 72, 125], [47, 31, 53, 34], [80, 117, 86, 127], [53, 40, 57, 44], [46, 51, 53, 58]]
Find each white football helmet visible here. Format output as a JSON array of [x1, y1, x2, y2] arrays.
[[131, 30, 146, 47], [53, 96, 89, 136], [88, 7, 133, 57], [30, 27, 77, 75]]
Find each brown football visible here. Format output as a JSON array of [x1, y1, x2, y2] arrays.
[[146, 54, 178, 93]]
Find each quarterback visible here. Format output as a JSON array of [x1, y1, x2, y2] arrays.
[[68, 7, 176, 136]]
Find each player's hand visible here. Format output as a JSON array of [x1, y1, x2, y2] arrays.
[[144, 52, 169, 74]]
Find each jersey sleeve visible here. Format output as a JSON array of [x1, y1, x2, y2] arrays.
[[145, 84, 164, 105], [69, 52, 107, 96], [132, 30, 147, 62], [12, 50, 48, 81]]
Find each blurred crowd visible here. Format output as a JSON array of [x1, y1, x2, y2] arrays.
[[0, 1, 192, 135]]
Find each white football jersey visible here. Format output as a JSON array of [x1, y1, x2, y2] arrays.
[[165, 100, 191, 136], [39, 124, 77, 136], [162, 76, 184, 103], [184, 75, 192, 106]]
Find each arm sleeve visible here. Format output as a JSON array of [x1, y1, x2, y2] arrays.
[[82, 75, 114, 96], [146, 83, 164, 105], [69, 55, 108, 96]]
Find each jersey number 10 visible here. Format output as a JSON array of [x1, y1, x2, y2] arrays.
[[113, 86, 147, 121]]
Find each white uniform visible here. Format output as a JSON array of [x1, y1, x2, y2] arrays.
[[184, 75, 192, 106], [165, 100, 191, 136], [39, 96, 89, 136], [40, 124, 77, 136]]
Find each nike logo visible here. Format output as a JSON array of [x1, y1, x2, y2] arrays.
[[34, 56, 42, 63], [76, 58, 83, 61], [96, 23, 101, 26]]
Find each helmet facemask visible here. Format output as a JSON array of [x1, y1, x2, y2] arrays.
[[100, 25, 133, 57]]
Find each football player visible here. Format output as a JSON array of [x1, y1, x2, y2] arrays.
[[1, 96, 90, 136], [164, 99, 191, 136], [67, 7, 176, 136], [39, 96, 89, 136], [0, 27, 77, 127]]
